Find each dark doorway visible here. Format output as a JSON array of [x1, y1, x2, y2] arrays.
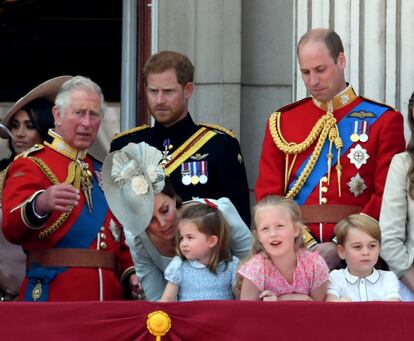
[[0, 0, 123, 102]]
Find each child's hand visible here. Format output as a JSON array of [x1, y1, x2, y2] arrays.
[[259, 290, 277, 301]]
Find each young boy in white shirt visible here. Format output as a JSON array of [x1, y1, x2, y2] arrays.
[[326, 214, 400, 302]]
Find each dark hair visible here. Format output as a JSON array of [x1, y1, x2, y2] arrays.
[[177, 202, 232, 274], [161, 178, 183, 209], [297, 28, 344, 64], [23, 98, 55, 140], [5, 98, 54, 161], [407, 91, 414, 199], [143, 51, 195, 86]]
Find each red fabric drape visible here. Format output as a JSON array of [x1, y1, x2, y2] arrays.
[[1, 300, 412, 340]]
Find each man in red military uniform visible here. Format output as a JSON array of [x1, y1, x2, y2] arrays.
[[2, 76, 137, 301], [255, 28, 405, 268]]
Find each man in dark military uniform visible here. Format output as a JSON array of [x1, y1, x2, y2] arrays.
[[111, 51, 251, 225]]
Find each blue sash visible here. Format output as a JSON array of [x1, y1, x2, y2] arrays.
[[24, 159, 108, 301], [289, 101, 389, 205]]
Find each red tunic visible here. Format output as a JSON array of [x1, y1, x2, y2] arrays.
[[255, 87, 405, 242], [2, 135, 134, 302]]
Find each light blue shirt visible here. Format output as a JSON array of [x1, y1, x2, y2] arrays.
[[165, 256, 239, 301]]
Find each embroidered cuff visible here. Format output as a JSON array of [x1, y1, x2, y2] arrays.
[[22, 191, 51, 229]]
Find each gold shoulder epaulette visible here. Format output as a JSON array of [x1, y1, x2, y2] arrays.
[[112, 124, 150, 141], [15, 144, 44, 159], [199, 123, 237, 138], [360, 96, 396, 111]]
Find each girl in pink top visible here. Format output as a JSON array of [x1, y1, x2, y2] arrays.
[[239, 195, 329, 301]]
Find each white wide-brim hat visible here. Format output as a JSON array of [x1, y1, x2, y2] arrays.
[[0, 75, 73, 139], [102, 142, 165, 236]]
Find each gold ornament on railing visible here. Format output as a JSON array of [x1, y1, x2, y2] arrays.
[[147, 310, 171, 341]]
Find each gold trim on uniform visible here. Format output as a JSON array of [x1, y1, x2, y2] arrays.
[[45, 130, 87, 161], [269, 111, 343, 198], [312, 85, 357, 112], [19, 191, 47, 230], [111, 124, 150, 141], [164, 127, 217, 176], [15, 144, 44, 159], [199, 122, 237, 138]]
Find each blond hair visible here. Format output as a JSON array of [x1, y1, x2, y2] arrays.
[[251, 195, 304, 255], [334, 214, 381, 245]]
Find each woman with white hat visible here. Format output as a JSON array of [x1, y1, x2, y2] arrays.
[[103, 142, 253, 301]]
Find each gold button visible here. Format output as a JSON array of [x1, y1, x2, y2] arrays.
[[321, 176, 328, 183], [100, 233, 106, 240], [321, 187, 328, 193], [321, 198, 328, 204], [100, 241, 107, 249]]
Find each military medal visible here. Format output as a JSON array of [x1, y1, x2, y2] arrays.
[[78, 159, 93, 212], [181, 163, 192, 186], [347, 173, 367, 197], [347, 144, 369, 169], [359, 121, 369, 142], [199, 160, 208, 184], [350, 121, 359, 142], [191, 161, 199, 185], [161, 138, 173, 165]]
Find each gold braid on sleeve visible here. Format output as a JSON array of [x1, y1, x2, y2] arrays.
[[269, 111, 339, 199], [28, 158, 82, 239]]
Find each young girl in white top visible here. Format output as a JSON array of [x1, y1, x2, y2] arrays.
[[239, 195, 329, 301], [326, 214, 400, 302], [160, 199, 240, 301]]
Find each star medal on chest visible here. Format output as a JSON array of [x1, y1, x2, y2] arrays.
[[161, 138, 173, 165], [347, 144, 369, 169], [347, 173, 367, 197], [77, 159, 93, 212]]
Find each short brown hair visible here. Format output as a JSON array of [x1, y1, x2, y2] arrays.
[[251, 195, 304, 254], [297, 28, 344, 63], [143, 50, 195, 85], [334, 214, 381, 245], [177, 202, 231, 273]]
